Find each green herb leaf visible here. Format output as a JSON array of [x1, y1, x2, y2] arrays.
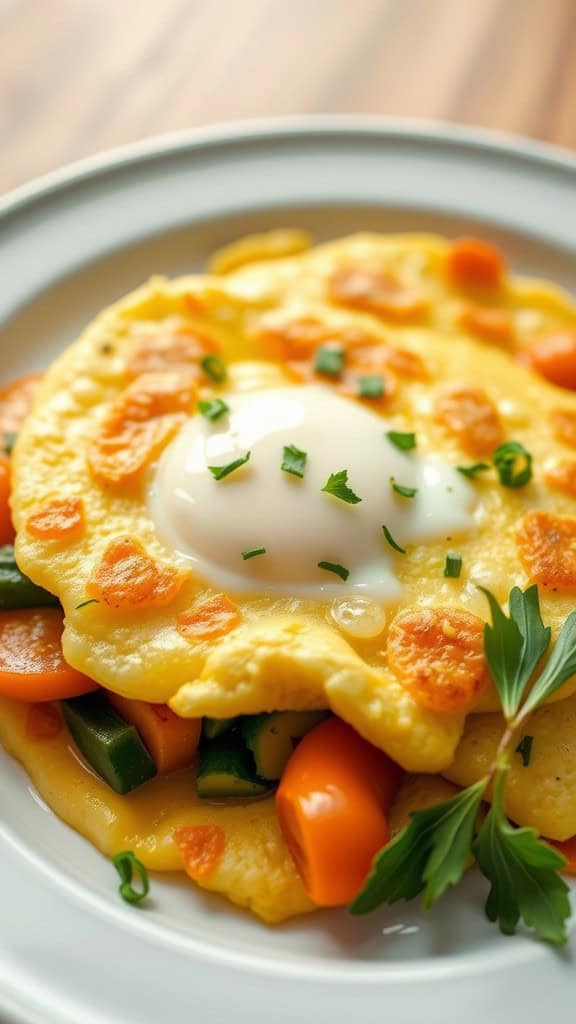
[[509, 585, 551, 703], [314, 344, 345, 377], [443, 553, 462, 578], [198, 398, 230, 421], [381, 524, 406, 554], [201, 354, 227, 383], [208, 451, 251, 481], [358, 375, 384, 399], [112, 850, 150, 905], [3, 432, 17, 455], [241, 546, 266, 560], [456, 462, 490, 479], [317, 561, 350, 582], [515, 735, 533, 767], [321, 470, 362, 504], [386, 431, 417, 452], [350, 780, 487, 914], [75, 598, 100, 610], [520, 610, 576, 717], [281, 444, 307, 478], [479, 587, 524, 719], [493, 441, 533, 488], [474, 779, 569, 945], [390, 477, 418, 499]]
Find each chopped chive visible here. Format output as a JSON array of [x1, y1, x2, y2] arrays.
[[492, 441, 533, 488], [358, 375, 384, 399], [112, 850, 150, 905], [208, 451, 251, 480], [314, 343, 345, 377], [443, 553, 462, 578], [382, 525, 406, 554], [456, 462, 491, 480], [386, 431, 417, 452], [390, 477, 418, 499], [317, 560, 350, 581], [3, 432, 17, 455], [321, 469, 362, 504], [198, 398, 229, 421], [201, 354, 227, 383], [281, 443, 307, 478], [242, 546, 267, 560], [515, 734, 534, 768], [75, 598, 100, 610]]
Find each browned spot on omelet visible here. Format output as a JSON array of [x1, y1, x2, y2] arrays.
[[459, 306, 514, 348], [543, 459, 576, 499], [126, 329, 219, 379], [87, 536, 189, 609], [27, 497, 85, 542], [177, 594, 241, 642], [516, 511, 576, 589], [549, 408, 576, 448], [328, 265, 428, 322], [434, 384, 504, 456]]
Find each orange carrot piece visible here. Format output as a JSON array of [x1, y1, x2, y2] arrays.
[[543, 459, 576, 498], [516, 511, 576, 589], [107, 692, 201, 774], [0, 609, 97, 701], [173, 825, 226, 880], [276, 717, 402, 907], [0, 454, 15, 546], [27, 497, 85, 542], [126, 330, 219, 379], [25, 702, 63, 741], [0, 373, 43, 436], [459, 306, 514, 347], [446, 238, 505, 290], [526, 331, 576, 390], [434, 384, 504, 456], [549, 407, 576, 448], [87, 536, 188, 610], [328, 266, 428, 322], [177, 594, 241, 642]]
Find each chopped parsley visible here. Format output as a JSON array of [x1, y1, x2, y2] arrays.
[[314, 343, 345, 377], [515, 734, 534, 768], [75, 598, 100, 610], [492, 441, 533, 489], [386, 430, 417, 452], [242, 546, 267, 560], [198, 398, 229, 421], [317, 560, 350, 581], [112, 851, 150, 905], [208, 451, 251, 480], [321, 469, 362, 504], [390, 477, 418, 499], [201, 354, 227, 383], [358, 375, 384, 399], [281, 443, 307, 478], [3, 432, 17, 455], [443, 553, 462, 578], [381, 525, 406, 553], [456, 462, 491, 480]]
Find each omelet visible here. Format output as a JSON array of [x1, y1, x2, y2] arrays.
[[5, 231, 576, 921]]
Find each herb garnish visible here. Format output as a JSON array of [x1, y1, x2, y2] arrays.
[[201, 354, 227, 383], [317, 560, 350, 581], [198, 398, 229, 421], [281, 444, 307, 479], [242, 546, 267, 560], [314, 344, 345, 377], [3, 432, 16, 455], [381, 525, 406, 554], [358, 375, 384, 399], [456, 463, 490, 480], [321, 470, 362, 504], [208, 451, 251, 480], [75, 598, 100, 610], [515, 735, 534, 768], [492, 441, 533, 489], [443, 553, 462, 578], [390, 478, 418, 499], [112, 850, 150, 905], [386, 431, 417, 452], [351, 584, 574, 945]]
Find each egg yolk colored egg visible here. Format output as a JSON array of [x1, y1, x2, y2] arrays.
[[150, 386, 475, 599]]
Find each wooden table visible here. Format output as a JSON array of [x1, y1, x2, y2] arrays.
[[2, 0, 575, 194]]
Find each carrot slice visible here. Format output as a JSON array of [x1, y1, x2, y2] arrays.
[[276, 717, 402, 907], [0, 609, 97, 701], [387, 607, 487, 713], [328, 266, 428, 322], [446, 238, 505, 290], [516, 511, 576, 589], [87, 537, 188, 610], [543, 459, 576, 498], [173, 825, 226, 880], [0, 373, 43, 436], [459, 306, 514, 347], [258, 318, 373, 361], [434, 384, 504, 456], [27, 497, 85, 542], [107, 692, 201, 774], [550, 836, 576, 876], [549, 407, 576, 448], [526, 331, 576, 390], [0, 454, 15, 546], [126, 330, 220, 379], [25, 702, 63, 741], [177, 594, 241, 642]]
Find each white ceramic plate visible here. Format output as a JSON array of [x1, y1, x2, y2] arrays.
[[1, 118, 575, 1024]]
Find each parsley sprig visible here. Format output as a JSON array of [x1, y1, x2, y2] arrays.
[[350, 584, 575, 945], [321, 470, 362, 504]]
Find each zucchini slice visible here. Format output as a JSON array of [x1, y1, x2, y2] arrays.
[[196, 737, 271, 798], [242, 711, 329, 781]]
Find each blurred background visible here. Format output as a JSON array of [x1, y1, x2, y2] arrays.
[[1, 0, 575, 194]]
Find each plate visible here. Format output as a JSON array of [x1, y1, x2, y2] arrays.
[[1, 118, 575, 1024]]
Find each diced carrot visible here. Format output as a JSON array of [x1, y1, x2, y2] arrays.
[[543, 459, 576, 498], [177, 594, 240, 643], [173, 825, 226, 880], [0, 609, 98, 701], [328, 266, 428, 322], [549, 407, 576, 448], [107, 692, 201, 774], [0, 454, 15, 546], [387, 607, 487, 713], [526, 331, 576, 390], [26, 496, 85, 542], [276, 717, 402, 907], [434, 384, 504, 456], [0, 373, 43, 436], [86, 537, 189, 610], [126, 330, 220, 379], [25, 702, 63, 741], [446, 238, 505, 291], [550, 836, 576, 876], [516, 511, 576, 589], [459, 306, 514, 347]]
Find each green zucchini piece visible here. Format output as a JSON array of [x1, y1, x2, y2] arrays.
[[242, 711, 329, 781], [202, 717, 235, 740], [0, 545, 60, 610], [62, 693, 157, 794], [196, 738, 271, 798]]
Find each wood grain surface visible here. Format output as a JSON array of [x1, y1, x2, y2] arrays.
[[1, 0, 575, 194]]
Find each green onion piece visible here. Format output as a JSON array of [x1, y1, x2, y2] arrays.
[[198, 398, 229, 421], [386, 431, 417, 452], [281, 444, 307, 478], [208, 451, 251, 480], [317, 560, 350, 581], [112, 850, 150, 905], [358, 375, 384, 399], [456, 462, 491, 479], [201, 354, 227, 383], [492, 441, 533, 488], [242, 546, 267, 560], [390, 477, 418, 499], [515, 734, 534, 768], [75, 598, 100, 610], [321, 469, 362, 504], [3, 432, 17, 455], [443, 553, 462, 578], [382, 525, 406, 553], [314, 344, 345, 377]]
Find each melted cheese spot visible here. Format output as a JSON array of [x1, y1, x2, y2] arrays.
[[150, 386, 475, 599]]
